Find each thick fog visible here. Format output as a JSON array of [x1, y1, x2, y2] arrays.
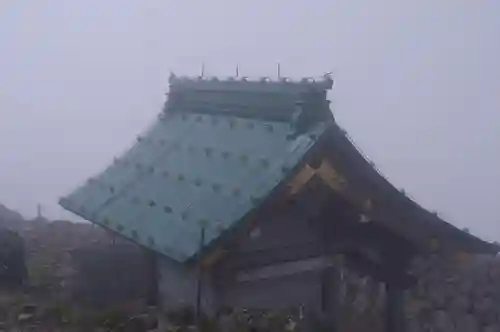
[[0, 1, 499, 241]]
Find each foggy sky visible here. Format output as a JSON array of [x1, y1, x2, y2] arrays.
[[1, 1, 499, 241]]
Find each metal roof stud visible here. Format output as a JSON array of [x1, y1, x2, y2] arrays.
[[212, 183, 221, 193], [181, 211, 189, 221], [232, 187, 241, 197], [259, 157, 270, 168], [281, 165, 291, 174], [163, 206, 173, 213], [148, 236, 156, 246], [221, 151, 230, 159], [204, 147, 213, 157], [117, 224, 125, 232], [177, 174, 186, 182], [194, 178, 203, 187], [148, 200, 156, 207], [131, 230, 139, 240]]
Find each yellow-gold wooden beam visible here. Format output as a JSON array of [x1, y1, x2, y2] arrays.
[[201, 248, 227, 269]]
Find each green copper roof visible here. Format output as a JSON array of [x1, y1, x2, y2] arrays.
[[59, 110, 327, 261]]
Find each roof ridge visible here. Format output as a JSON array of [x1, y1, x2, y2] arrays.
[[168, 73, 334, 91]]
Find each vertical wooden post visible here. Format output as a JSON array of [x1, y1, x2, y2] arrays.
[[320, 267, 330, 312], [145, 249, 158, 307], [319, 217, 338, 331], [386, 279, 405, 332], [320, 265, 340, 331], [384, 243, 414, 332], [196, 225, 206, 321], [385, 252, 410, 332]]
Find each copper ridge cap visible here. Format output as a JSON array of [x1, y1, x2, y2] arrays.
[[168, 72, 334, 90]]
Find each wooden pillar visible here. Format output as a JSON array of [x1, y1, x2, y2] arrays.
[[196, 225, 206, 321], [384, 239, 414, 332], [385, 251, 411, 332], [386, 279, 405, 332], [319, 217, 339, 331], [320, 266, 331, 312], [145, 249, 158, 307], [320, 265, 340, 331]]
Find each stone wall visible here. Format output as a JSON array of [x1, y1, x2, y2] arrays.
[[405, 254, 500, 332], [335, 253, 500, 332]]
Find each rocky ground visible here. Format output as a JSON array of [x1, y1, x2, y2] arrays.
[[0, 204, 150, 331], [2, 203, 500, 331]]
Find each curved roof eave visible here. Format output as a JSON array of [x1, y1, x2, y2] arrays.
[[321, 123, 498, 255]]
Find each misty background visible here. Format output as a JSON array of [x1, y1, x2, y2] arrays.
[[0, 1, 498, 241]]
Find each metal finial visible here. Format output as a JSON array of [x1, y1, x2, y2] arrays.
[[168, 71, 176, 82], [323, 70, 335, 88], [236, 64, 239, 77], [201, 63, 205, 77], [277, 63, 281, 78]]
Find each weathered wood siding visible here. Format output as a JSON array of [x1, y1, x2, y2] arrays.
[[214, 198, 329, 310], [223, 270, 323, 310]]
